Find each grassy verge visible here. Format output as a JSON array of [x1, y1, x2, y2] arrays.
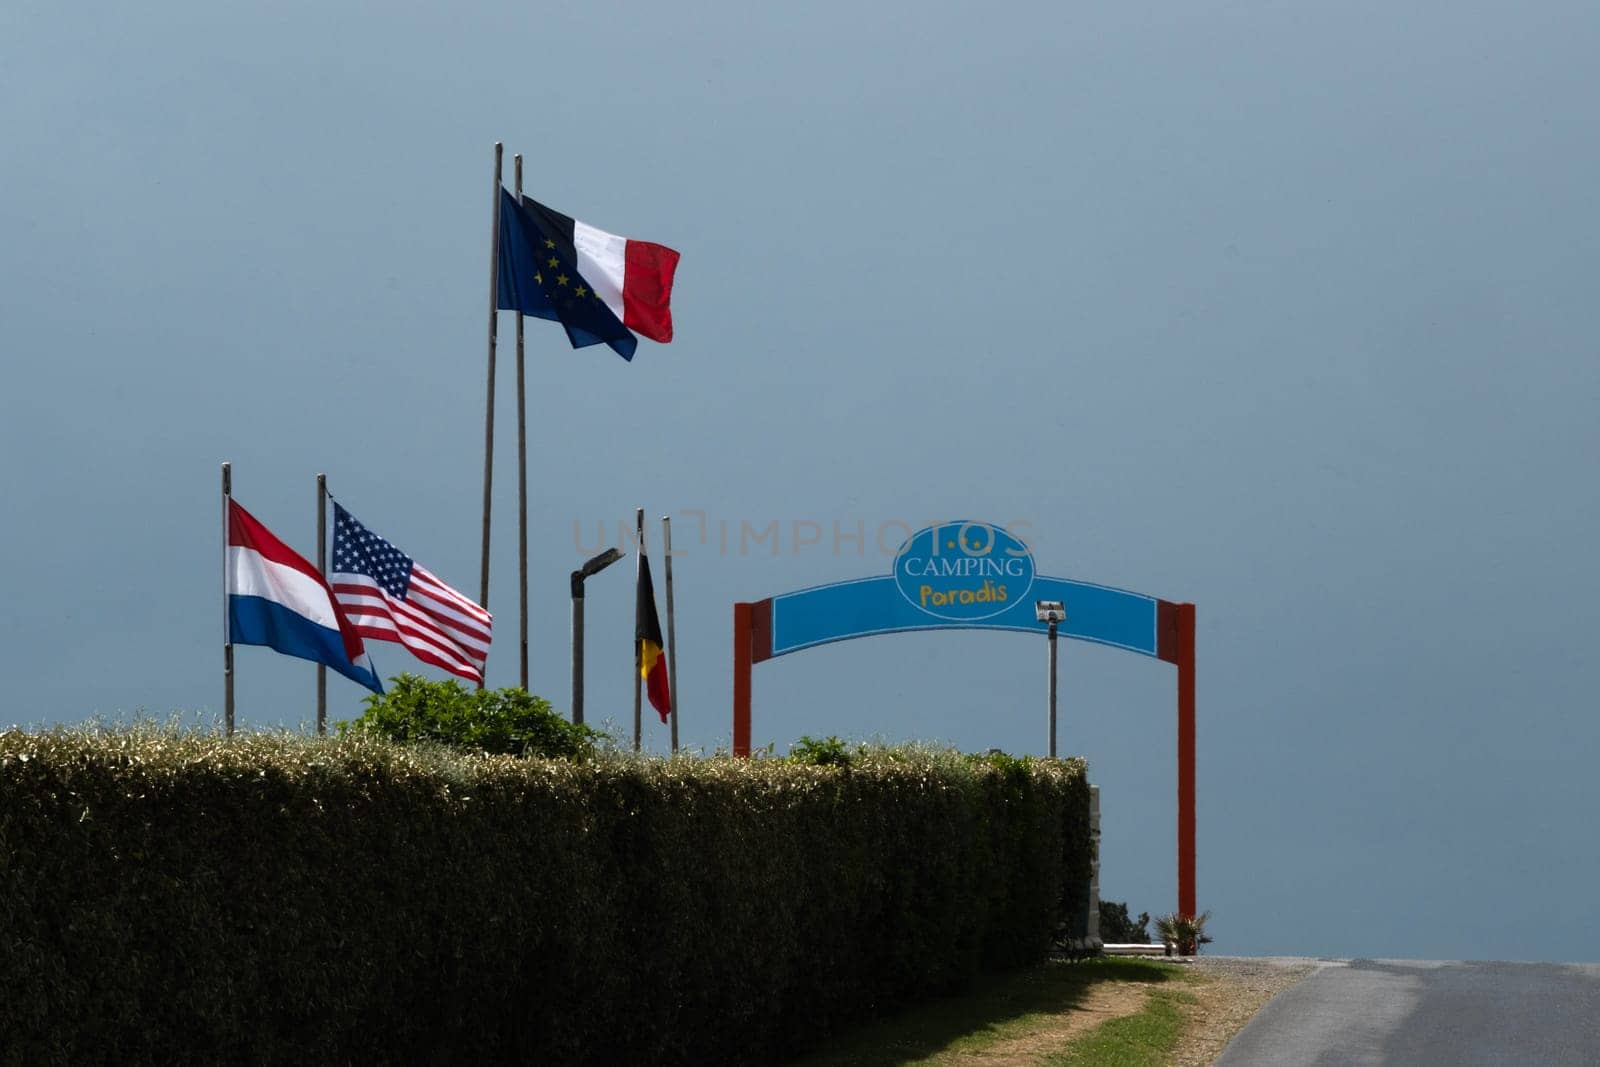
[[789, 958, 1183, 1066], [1044, 981, 1193, 1065]]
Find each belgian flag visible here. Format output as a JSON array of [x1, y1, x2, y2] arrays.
[[637, 553, 672, 722]]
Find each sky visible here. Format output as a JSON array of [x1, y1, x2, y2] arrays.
[[3, 1, 1598, 962]]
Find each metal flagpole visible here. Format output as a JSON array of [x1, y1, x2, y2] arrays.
[[633, 507, 643, 752], [477, 141, 503, 688], [316, 473, 327, 734], [222, 461, 234, 736], [514, 153, 529, 691], [662, 515, 679, 753]]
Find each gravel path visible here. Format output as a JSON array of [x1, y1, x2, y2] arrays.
[[1169, 956, 1327, 1065]]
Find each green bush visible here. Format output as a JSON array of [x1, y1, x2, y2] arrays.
[[787, 734, 855, 767], [338, 673, 600, 758], [0, 725, 1092, 1065], [1099, 900, 1152, 943]]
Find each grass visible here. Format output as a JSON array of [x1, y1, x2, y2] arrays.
[[789, 958, 1184, 1066]]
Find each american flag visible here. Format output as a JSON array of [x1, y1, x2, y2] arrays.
[[330, 502, 492, 684]]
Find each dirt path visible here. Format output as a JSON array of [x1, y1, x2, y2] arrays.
[[921, 978, 1153, 1064], [927, 955, 1317, 1065]]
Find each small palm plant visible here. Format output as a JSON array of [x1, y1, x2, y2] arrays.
[[1155, 911, 1213, 956]]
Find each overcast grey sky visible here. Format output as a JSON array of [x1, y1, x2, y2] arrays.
[[4, 1, 1597, 961]]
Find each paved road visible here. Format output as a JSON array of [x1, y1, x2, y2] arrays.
[[1216, 958, 1600, 1066]]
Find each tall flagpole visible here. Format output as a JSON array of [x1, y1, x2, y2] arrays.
[[662, 515, 679, 753], [478, 141, 503, 688], [514, 153, 529, 691], [222, 461, 234, 737], [316, 472, 327, 734], [633, 506, 643, 752]]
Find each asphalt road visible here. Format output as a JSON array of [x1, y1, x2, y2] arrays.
[[1216, 958, 1600, 1066]]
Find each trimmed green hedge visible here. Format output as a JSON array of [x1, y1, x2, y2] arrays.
[[0, 726, 1091, 1065]]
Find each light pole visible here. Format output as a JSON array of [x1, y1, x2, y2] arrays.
[[1036, 600, 1065, 757], [571, 547, 624, 725]]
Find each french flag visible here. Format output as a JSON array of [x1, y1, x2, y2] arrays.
[[226, 499, 383, 693], [497, 188, 679, 361], [555, 202, 679, 344]]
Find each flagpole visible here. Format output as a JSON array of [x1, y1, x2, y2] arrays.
[[514, 153, 529, 691], [478, 140, 503, 688], [633, 506, 643, 752], [316, 473, 327, 734], [662, 515, 679, 754], [222, 461, 234, 737]]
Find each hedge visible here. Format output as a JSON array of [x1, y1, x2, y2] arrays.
[[0, 726, 1092, 1065]]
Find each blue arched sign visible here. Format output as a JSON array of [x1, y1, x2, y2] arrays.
[[766, 521, 1167, 659], [732, 520, 1199, 917]]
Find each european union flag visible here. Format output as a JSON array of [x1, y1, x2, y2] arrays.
[[496, 187, 638, 361]]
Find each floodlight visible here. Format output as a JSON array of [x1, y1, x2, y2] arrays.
[[578, 547, 624, 579]]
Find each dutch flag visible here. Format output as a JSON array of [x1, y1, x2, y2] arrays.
[[226, 499, 382, 693]]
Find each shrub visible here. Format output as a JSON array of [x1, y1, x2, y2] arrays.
[[338, 672, 600, 758], [787, 734, 855, 767], [1100, 900, 1152, 943], [1155, 911, 1213, 955]]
